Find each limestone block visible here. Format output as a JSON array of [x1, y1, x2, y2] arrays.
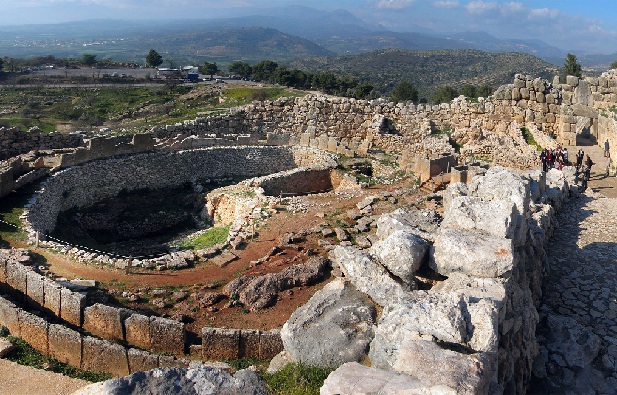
[[329, 246, 413, 307], [566, 75, 579, 87], [43, 279, 62, 316], [432, 228, 514, 278], [83, 304, 126, 342], [281, 279, 376, 367], [320, 362, 438, 395], [127, 348, 159, 373], [18, 310, 48, 354], [60, 288, 86, 327], [239, 329, 260, 359], [0, 258, 6, 284], [202, 327, 239, 360], [26, 270, 45, 307], [259, 329, 284, 360], [49, 323, 82, 367], [369, 230, 428, 284], [389, 340, 495, 394], [442, 196, 516, 240], [369, 291, 470, 370], [124, 313, 152, 350], [82, 336, 129, 377], [150, 317, 185, 355], [0, 296, 20, 336], [6, 262, 29, 296]]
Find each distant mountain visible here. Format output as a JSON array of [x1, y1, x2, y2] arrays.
[[290, 48, 558, 100]]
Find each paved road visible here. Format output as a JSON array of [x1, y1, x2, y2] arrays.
[[529, 143, 617, 394]]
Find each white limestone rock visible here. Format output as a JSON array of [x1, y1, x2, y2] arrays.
[[280, 278, 376, 367], [369, 291, 471, 369], [369, 230, 428, 285], [443, 182, 468, 214], [320, 362, 455, 395], [330, 246, 414, 307], [442, 196, 516, 240], [432, 228, 515, 278]]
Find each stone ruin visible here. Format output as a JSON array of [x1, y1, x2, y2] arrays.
[[1, 71, 617, 393]]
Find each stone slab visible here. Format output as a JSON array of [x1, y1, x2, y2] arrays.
[[0, 296, 20, 337], [83, 303, 126, 342], [26, 270, 45, 307], [259, 329, 284, 360], [150, 317, 185, 355], [202, 327, 239, 360], [127, 348, 159, 373], [43, 278, 62, 316], [82, 336, 129, 377], [60, 288, 86, 327], [49, 323, 82, 367], [18, 310, 48, 354], [239, 329, 260, 359], [124, 313, 152, 350]]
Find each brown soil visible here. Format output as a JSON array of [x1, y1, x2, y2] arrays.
[[27, 176, 422, 333]]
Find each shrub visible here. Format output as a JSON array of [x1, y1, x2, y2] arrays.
[[262, 362, 333, 395]]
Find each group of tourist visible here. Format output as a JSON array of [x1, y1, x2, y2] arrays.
[[540, 146, 569, 172]]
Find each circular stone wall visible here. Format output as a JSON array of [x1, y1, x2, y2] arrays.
[[25, 146, 337, 238]]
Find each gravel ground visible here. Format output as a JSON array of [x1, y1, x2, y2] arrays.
[[0, 359, 89, 395]]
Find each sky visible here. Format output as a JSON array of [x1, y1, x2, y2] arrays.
[[0, 0, 616, 54]]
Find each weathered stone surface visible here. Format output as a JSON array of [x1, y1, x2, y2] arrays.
[[150, 317, 185, 355], [43, 278, 62, 316], [0, 296, 20, 336], [320, 362, 448, 395], [544, 314, 601, 369], [124, 313, 152, 350], [432, 228, 515, 278], [83, 303, 127, 342], [82, 336, 129, 377], [375, 208, 440, 242], [330, 246, 413, 306], [49, 323, 82, 367], [26, 270, 45, 307], [60, 288, 86, 327], [369, 291, 470, 369], [259, 329, 283, 360], [442, 196, 516, 240], [127, 348, 159, 373], [443, 182, 468, 214], [202, 327, 239, 360], [0, 338, 15, 357], [72, 366, 269, 395], [281, 279, 376, 367], [239, 329, 260, 359], [6, 261, 29, 296], [389, 340, 495, 394], [18, 310, 48, 354], [369, 230, 428, 284]]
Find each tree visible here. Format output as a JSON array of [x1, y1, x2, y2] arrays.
[[432, 85, 458, 104], [228, 61, 252, 79], [81, 54, 97, 67], [0, 57, 3, 72], [251, 60, 278, 82], [146, 49, 163, 68], [610, 60, 617, 70], [200, 62, 219, 79], [353, 83, 374, 99], [459, 84, 476, 99], [476, 85, 493, 98], [390, 81, 418, 103], [564, 53, 582, 77]]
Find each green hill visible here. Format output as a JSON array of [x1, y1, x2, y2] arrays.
[[290, 48, 558, 100]]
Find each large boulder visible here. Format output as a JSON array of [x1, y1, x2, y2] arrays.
[[369, 230, 428, 285], [72, 366, 268, 395], [467, 166, 530, 246], [320, 362, 454, 395], [329, 246, 414, 306], [281, 279, 376, 367], [432, 228, 515, 278], [369, 291, 471, 369], [375, 208, 440, 242], [442, 196, 516, 240], [388, 339, 496, 395]]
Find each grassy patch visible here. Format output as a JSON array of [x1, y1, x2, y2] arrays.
[[222, 357, 264, 371], [520, 126, 542, 151], [177, 225, 230, 250], [2, 333, 111, 382], [262, 362, 333, 395]]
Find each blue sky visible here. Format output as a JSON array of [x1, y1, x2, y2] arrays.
[[0, 0, 616, 54]]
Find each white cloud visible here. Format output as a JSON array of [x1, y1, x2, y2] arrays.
[[465, 1, 497, 15], [529, 7, 560, 19], [502, 1, 524, 13], [377, 0, 414, 9], [432, 0, 458, 8]]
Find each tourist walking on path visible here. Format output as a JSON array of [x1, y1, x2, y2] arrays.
[[576, 149, 584, 171], [605, 139, 610, 157]]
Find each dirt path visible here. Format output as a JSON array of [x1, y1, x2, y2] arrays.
[[0, 359, 89, 395]]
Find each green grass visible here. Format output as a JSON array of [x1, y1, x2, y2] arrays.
[[2, 332, 112, 382], [177, 225, 230, 250], [262, 362, 333, 395], [520, 126, 542, 151]]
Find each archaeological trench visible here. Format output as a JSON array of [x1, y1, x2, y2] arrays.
[[1, 71, 617, 394]]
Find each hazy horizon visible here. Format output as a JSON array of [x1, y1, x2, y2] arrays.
[[1, 1, 617, 55]]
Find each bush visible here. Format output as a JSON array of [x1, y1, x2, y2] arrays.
[[262, 362, 333, 395]]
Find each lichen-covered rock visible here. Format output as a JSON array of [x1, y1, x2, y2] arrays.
[[375, 208, 440, 242], [442, 196, 516, 240], [72, 366, 269, 395], [329, 246, 414, 306], [369, 230, 428, 285], [281, 279, 376, 367]]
